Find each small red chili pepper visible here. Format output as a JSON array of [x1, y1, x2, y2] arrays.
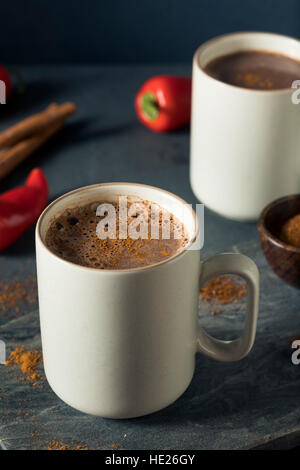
[[135, 75, 192, 132], [0, 168, 49, 250], [0, 65, 12, 100]]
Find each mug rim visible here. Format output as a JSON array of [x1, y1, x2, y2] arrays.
[[194, 31, 300, 95], [36, 182, 199, 274]]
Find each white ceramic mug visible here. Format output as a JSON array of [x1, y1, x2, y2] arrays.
[[36, 183, 259, 418], [190, 32, 300, 221]]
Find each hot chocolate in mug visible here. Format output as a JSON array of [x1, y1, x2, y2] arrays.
[[36, 183, 259, 418], [190, 32, 300, 221]]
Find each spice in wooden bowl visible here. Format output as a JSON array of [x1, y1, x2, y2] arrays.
[[280, 214, 300, 248]]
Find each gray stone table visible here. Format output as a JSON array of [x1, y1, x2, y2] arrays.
[[0, 66, 298, 450]]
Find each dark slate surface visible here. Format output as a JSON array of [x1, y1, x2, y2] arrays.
[[1, 240, 300, 450], [0, 66, 298, 450]]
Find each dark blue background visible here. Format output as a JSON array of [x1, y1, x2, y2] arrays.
[[2, 0, 300, 64]]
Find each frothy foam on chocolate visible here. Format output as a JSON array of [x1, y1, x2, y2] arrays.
[[45, 200, 189, 269]]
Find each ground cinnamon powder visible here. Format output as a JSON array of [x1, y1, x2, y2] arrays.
[[199, 275, 247, 315], [47, 440, 88, 450], [0, 277, 37, 312], [236, 72, 273, 89], [90, 204, 188, 269], [5, 347, 42, 385], [280, 214, 300, 248]]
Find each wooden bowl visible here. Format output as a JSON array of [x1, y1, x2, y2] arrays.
[[258, 194, 300, 289]]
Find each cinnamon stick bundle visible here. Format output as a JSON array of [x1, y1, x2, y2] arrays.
[[0, 102, 76, 180], [0, 102, 76, 148]]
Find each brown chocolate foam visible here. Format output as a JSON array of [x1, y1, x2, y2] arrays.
[[45, 199, 189, 269]]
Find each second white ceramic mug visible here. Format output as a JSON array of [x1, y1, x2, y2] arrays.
[[36, 183, 259, 418], [190, 32, 300, 221]]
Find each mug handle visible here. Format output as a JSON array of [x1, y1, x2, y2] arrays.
[[197, 253, 259, 362]]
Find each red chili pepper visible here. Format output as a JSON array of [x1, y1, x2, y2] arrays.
[[0, 168, 49, 250], [0, 65, 12, 100], [135, 75, 192, 132]]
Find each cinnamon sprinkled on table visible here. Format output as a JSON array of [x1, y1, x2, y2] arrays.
[[199, 275, 247, 315], [5, 347, 42, 386]]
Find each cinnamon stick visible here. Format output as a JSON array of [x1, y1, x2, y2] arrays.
[[0, 119, 65, 180], [0, 102, 76, 148]]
